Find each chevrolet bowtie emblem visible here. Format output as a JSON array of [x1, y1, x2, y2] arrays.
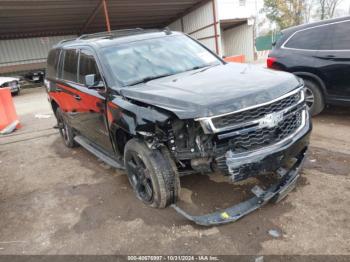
[[259, 112, 284, 128]]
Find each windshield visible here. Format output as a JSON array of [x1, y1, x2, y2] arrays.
[[101, 35, 222, 86]]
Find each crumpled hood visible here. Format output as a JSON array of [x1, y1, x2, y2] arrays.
[[120, 63, 301, 119]]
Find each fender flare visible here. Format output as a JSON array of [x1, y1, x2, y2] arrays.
[[292, 71, 328, 95]]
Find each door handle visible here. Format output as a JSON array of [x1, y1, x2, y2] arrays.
[[73, 95, 81, 101]]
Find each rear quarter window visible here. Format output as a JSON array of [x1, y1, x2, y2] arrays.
[[327, 21, 350, 50], [46, 49, 60, 78]]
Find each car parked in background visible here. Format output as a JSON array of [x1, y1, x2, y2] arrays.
[[24, 70, 45, 83], [267, 16, 350, 116], [0, 77, 21, 95]]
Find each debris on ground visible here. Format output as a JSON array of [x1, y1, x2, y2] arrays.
[[34, 114, 52, 119], [268, 229, 281, 238]]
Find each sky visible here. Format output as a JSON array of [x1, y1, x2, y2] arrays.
[[336, 0, 350, 16], [218, 0, 350, 20], [217, 0, 350, 35]]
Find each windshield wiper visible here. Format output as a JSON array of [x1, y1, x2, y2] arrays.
[[189, 64, 220, 75], [128, 73, 174, 86], [187, 65, 211, 71]]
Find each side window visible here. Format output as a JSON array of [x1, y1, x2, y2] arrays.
[[78, 49, 101, 85], [284, 26, 328, 50], [57, 50, 65, 79], [62, 49, 78, 82], [47, 49, 60, 78], [329, 21, 350, 50]]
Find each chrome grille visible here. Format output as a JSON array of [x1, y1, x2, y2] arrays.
[[212, 91, 301, 130], [215, 110, 306, 178], [222, 110, 303, 153]]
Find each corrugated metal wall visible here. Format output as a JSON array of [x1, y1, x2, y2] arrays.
[[168, 0, 222, 55], [222, 23, 254, 62], [0, 35, 76, 74]]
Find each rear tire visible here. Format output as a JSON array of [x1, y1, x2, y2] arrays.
[[124, 138, 180, 208], [56, 108, 76, 148], [303, 79, 325, 116]]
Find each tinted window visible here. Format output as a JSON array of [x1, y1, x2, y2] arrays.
[[78, 49, 101, 85], [285, 21, 350, 50], [62, 49, 78, 82], [284, 26, 328, 50], [329, 21, 350, 50], [47, 49, 60, 78]]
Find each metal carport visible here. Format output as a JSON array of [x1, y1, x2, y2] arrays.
[[0, 0, 211, 39], [0, 0, 216, 75]]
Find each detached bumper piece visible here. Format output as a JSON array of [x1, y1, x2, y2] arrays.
[[172, 152, 306, 226]]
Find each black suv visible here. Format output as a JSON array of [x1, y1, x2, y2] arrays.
[[46, 29, 311, 225], [268, 16, 350, 116]]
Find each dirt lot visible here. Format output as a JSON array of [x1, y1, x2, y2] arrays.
[[0, 87, 349, 255]]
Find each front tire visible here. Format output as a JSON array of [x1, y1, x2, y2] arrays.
[[124, 139, 180, 208], [56, 108, 76, 148], [303, 79, 325, 116]]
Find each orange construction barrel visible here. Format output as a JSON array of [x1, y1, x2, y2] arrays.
[[224, 55, 246, 63], [0, 88, 20, 132]]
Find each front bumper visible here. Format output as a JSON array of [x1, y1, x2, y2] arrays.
[[172, 147, 307, 226], [172, 113, 311, 226], [222, 109, 311, 181], [10, 87, 20, 93]]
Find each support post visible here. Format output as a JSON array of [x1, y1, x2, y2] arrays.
[[79, 0, 104, 35], [212, 0, 219, 54], [102, 0, 111, 32]]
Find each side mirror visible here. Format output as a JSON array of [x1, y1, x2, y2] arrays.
[[85, 74, 96, 87], [85, 74, 104, 89]]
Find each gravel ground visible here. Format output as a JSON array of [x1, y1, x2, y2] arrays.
[[0, 87, 349, 255]]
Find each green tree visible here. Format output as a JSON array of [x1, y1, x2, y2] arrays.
[[262, 0, 306, 30]]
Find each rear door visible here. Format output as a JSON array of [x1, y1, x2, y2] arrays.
[[51, 49, 82, 128], [314, 20, 350, 98], [74, 48, 114, 154]]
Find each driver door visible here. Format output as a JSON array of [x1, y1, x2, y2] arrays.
[[74, 48, 114, 154]]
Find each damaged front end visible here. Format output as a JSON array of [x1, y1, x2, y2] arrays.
[[172, 148, 306, 226], [165, 86, 312, 225]]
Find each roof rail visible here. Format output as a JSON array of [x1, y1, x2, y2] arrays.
[[57, 38, 78, 45], [56, 27, 173, 46], [77, 28, 145, 40]]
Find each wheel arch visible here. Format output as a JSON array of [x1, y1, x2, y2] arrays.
[[111, 126, 134, 157], [293, 71, 327, 95], [50, 99, 60, 115]]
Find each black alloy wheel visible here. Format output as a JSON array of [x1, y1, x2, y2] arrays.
[[56, 108, 76, 148], [126, 151, 154, 203], [304, 86, 315, 110]]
